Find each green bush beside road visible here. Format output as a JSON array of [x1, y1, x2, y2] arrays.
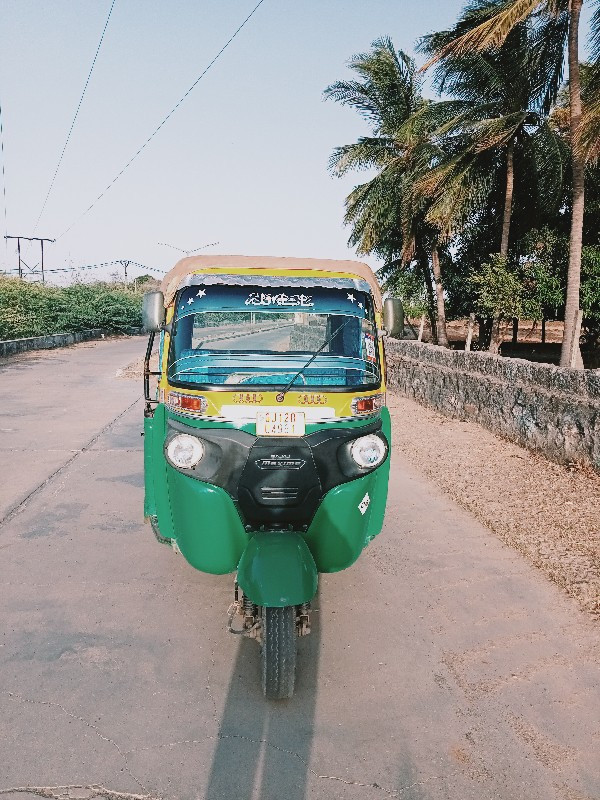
[[0, 277, 143, 341]]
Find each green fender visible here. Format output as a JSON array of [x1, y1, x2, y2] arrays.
[[144, 404, 174, 540], [237, 532, 318, 607]]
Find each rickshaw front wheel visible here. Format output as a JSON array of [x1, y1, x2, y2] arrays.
[[261, 606, 296, 700]]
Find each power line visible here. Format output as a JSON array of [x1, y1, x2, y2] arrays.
[[33, 0, 117, 234], [4, 259, 164, 275], [57, 0, 267, 241], [0, 100, 8, 253], [43, 260, 118, 274]]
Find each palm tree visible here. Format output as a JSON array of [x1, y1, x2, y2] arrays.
[[325, 38, 452, 346], [423, 0, 596, 367], [419, 3, 566, 351]]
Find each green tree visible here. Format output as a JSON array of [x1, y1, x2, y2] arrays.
[[423, 0, 598, 367], [470, 254, 525, 321], [324, 38, 453, 346], [517, 227, 600, 361], [419, 1, 566, 351]]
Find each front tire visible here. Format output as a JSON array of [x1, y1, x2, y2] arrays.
[[261, 606, 296, 699]]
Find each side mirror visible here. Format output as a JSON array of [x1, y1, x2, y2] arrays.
[[142, 291, 166, 332], [383, 298, 404, 338]]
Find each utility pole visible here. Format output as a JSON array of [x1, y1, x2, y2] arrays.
[[4, 235, 55, 282], [118, 259, 131, 284]]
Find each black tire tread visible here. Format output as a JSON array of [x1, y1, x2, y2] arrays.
[[262, 606, 296, 700]]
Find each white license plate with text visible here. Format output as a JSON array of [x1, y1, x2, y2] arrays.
[[256, 408, 306, 437]]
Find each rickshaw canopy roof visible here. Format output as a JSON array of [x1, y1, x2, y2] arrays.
[[160, 255, 383, 311]]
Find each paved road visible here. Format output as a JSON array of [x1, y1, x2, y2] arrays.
[[0, 338, 598, 800], [205, 324, 294, 351]]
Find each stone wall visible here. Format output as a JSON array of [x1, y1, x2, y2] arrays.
[[386, 339, 600, 470], [0, 328, 142, 358]]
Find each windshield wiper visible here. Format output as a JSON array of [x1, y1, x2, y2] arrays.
[[279, 317, 355, 397]]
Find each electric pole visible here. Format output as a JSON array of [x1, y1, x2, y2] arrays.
[[118, 259, 132, 283], [4, 235, 55, 283]]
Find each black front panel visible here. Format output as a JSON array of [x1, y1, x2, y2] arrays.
[[237, 438, 322, 526], [166, 417, 386, 529]]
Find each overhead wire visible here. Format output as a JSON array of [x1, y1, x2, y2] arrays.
[[43, 259, 162, 274], [56, 0, 267, 241], [4, 260, 116, 274], [0, 100, 8, 257], [32, 0, 117, 234], [3, 259, 163, 275]]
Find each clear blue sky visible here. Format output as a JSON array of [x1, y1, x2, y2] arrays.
[[0, 1, 594, 283]]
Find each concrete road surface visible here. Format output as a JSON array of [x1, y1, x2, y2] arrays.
[[0, 338, 598, 800], [205, 325, 293, 351]]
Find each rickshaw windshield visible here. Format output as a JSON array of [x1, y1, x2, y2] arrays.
[[167, 281, 381, 390]]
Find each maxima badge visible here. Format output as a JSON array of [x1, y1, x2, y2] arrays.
[[255, 456, 306, 470]]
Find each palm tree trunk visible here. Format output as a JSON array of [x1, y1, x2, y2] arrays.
[[431, 246, 449, 347], [559, 0, 585, 369], [419, 251, 438, 344], [489, 136, 516, 355], [500, 137, 515, 258]]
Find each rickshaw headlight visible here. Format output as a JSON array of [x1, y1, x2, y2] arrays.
[[350, 434, 387, 469], [166, 434, 204, 469]]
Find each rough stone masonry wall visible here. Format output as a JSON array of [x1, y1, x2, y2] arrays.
[[386, 339, 600, 471]]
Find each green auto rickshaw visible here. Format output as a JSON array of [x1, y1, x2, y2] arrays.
[[142, 255, 403, 698]]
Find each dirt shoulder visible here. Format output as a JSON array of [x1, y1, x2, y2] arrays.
[[388, 391, 600, 619]]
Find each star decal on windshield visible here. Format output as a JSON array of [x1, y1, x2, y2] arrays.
[[196, 289, 207, 298], [187, 297, 194, 305], [347, 293, 355, 303], [358, 301, 364, 310]]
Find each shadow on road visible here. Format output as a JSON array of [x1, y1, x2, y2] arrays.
[[205, 592, 321, 800]]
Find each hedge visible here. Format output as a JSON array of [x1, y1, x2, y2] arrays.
[[0, 278, 143, 340]]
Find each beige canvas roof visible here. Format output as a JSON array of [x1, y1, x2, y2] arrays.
[[160, 254, 383, 310]]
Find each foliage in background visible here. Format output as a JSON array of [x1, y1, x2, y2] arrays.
[[517, 227, 566, 317], [516, 226, 600, 342], [469, 255, 525, 320], [581, 246, 600, 346], [0, 277, 143, 341], [325, 38, 460, 346], [380, 261, 429, 318], [326, 2, 599, 362]]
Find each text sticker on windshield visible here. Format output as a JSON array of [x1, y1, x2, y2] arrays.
[[364, 333, 376, 363], [245, 292, 314, 308], [358, 492, 370, 515]]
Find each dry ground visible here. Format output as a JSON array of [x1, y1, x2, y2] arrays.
[[388, 391, 600, 619], [409, 318, 565, 345], [445, 318, 565, 344]]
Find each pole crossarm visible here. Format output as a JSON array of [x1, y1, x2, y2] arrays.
[[4, 235, 55, 281]]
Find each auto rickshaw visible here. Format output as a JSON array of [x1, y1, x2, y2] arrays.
[[142, 255, 403, 699]]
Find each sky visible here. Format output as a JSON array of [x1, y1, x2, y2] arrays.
[[0, 1, 594, 284]]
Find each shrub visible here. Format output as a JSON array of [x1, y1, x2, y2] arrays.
[[0, 278, 142, 340]]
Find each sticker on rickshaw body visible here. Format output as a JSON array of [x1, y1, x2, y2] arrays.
[[358, 493, 371, 515]]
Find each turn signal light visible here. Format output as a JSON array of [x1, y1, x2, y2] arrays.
[[167, 392, 208, 414], [351, 393, 384, 416]]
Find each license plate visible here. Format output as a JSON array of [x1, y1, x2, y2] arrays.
[[256, 408, 306, 437]]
